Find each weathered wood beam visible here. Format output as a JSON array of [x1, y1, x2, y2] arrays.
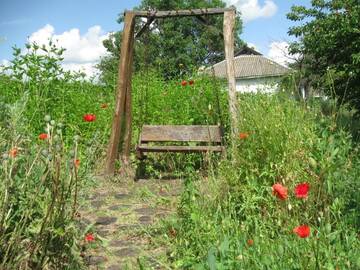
[[137, 145, 224, 153], [128, 7, 235, 18], [135, 17, 155, 38], [104, 12, 136, 176], [223, 10, 239, 140], [122, 33, 135, 165], [139, 125, 222, 142]]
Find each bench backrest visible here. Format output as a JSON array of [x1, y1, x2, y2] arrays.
[[140, 125, 222, 143]]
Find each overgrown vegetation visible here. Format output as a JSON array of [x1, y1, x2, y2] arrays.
[[1, 1, 360, 268], [0, 95, 85, 268], [165, 94, 360, 269], [0, 43, 113, 269], [0, 43, 229, 268]]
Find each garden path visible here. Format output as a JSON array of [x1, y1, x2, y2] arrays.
[[79, 176, 182, 270]]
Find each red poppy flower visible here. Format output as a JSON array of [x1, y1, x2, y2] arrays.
[[247, 239, 254, 246], [74, 159, 80, 168], [100, 103, 108, 109], [9, 148, 18, 158], [239, 132, 249, 139], [294, 183, 310, 199], [189, 80, 194, 85], [272, 183, 288, 200], [83, 114, 96, 122], [181, 80, 188, 86], [38, 133, 48, 140], [293, 225, 310, 238], [85, 233, 95, 242]]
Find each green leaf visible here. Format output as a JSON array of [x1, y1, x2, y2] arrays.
[[207, 247, 217, 270]]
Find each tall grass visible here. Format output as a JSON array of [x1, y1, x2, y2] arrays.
[[0, 95, 85, 269], [0, 42, 106, 269], [168, 94, 360, 269]]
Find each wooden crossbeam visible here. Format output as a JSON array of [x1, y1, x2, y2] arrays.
[[128, 7, 235, 18], [135, 17, 155, 38]]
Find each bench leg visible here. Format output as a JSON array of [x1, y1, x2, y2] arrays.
[[136, 148, 145, 160]]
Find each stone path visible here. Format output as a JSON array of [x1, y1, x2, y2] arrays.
[[79, 177, 183, 269]]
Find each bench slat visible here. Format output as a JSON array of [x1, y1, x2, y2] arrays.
[[137, 145, 224, 153], [140, 125, 222, 142]]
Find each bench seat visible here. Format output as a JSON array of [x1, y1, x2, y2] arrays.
[[136, 125, 224, 158]]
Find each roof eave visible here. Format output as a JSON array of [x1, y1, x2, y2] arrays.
[[235, 73, 289, 80]]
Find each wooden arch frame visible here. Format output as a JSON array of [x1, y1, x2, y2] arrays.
[[104, 7, 239, 176]]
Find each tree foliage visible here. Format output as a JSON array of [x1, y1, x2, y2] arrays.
[[287, 0, 360, 109], [98, 0, 243, 84]]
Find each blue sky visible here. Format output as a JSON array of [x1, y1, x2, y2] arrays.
[[0, 0, 310, 75]]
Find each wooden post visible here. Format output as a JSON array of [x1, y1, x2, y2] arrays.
[[223, 9, 239, 140], [104, 12, 136, 176], [122, 33, 134, 165]]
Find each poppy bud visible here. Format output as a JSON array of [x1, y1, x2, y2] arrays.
[[74, 135, 80, 142], [55, 144, 62, 152], [69, 150, 76, 158], [44, 115, 51, 122], [41, 149, 48, 157], [309, 157, 317, 169]]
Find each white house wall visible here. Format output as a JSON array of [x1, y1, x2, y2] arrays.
[[236, 77, 280, 93]]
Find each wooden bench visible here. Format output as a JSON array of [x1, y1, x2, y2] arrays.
[[136, 125, 224, 159]]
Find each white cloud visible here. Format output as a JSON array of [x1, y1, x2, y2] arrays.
[[1, 59, 10, 66], [27, 24, 109, 77], [28, 24, 55, 45], [62, 62, 99, 78], [224, 0, 277, 22], [0, 59, 10, 74], [267, 41, 299, 66]]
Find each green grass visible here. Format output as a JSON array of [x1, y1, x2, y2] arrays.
[[1, 42, 359, 269], [165, 94, 360, 269]]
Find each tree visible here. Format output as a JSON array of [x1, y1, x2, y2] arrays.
[[287, 0, 360, 109], [98, 0, 243, 84]]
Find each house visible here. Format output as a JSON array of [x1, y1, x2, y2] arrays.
[[208, 46, 291, 93]]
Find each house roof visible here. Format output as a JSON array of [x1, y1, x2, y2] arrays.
[[234, 46, 262, 56], [208, 55, 291, 79]]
